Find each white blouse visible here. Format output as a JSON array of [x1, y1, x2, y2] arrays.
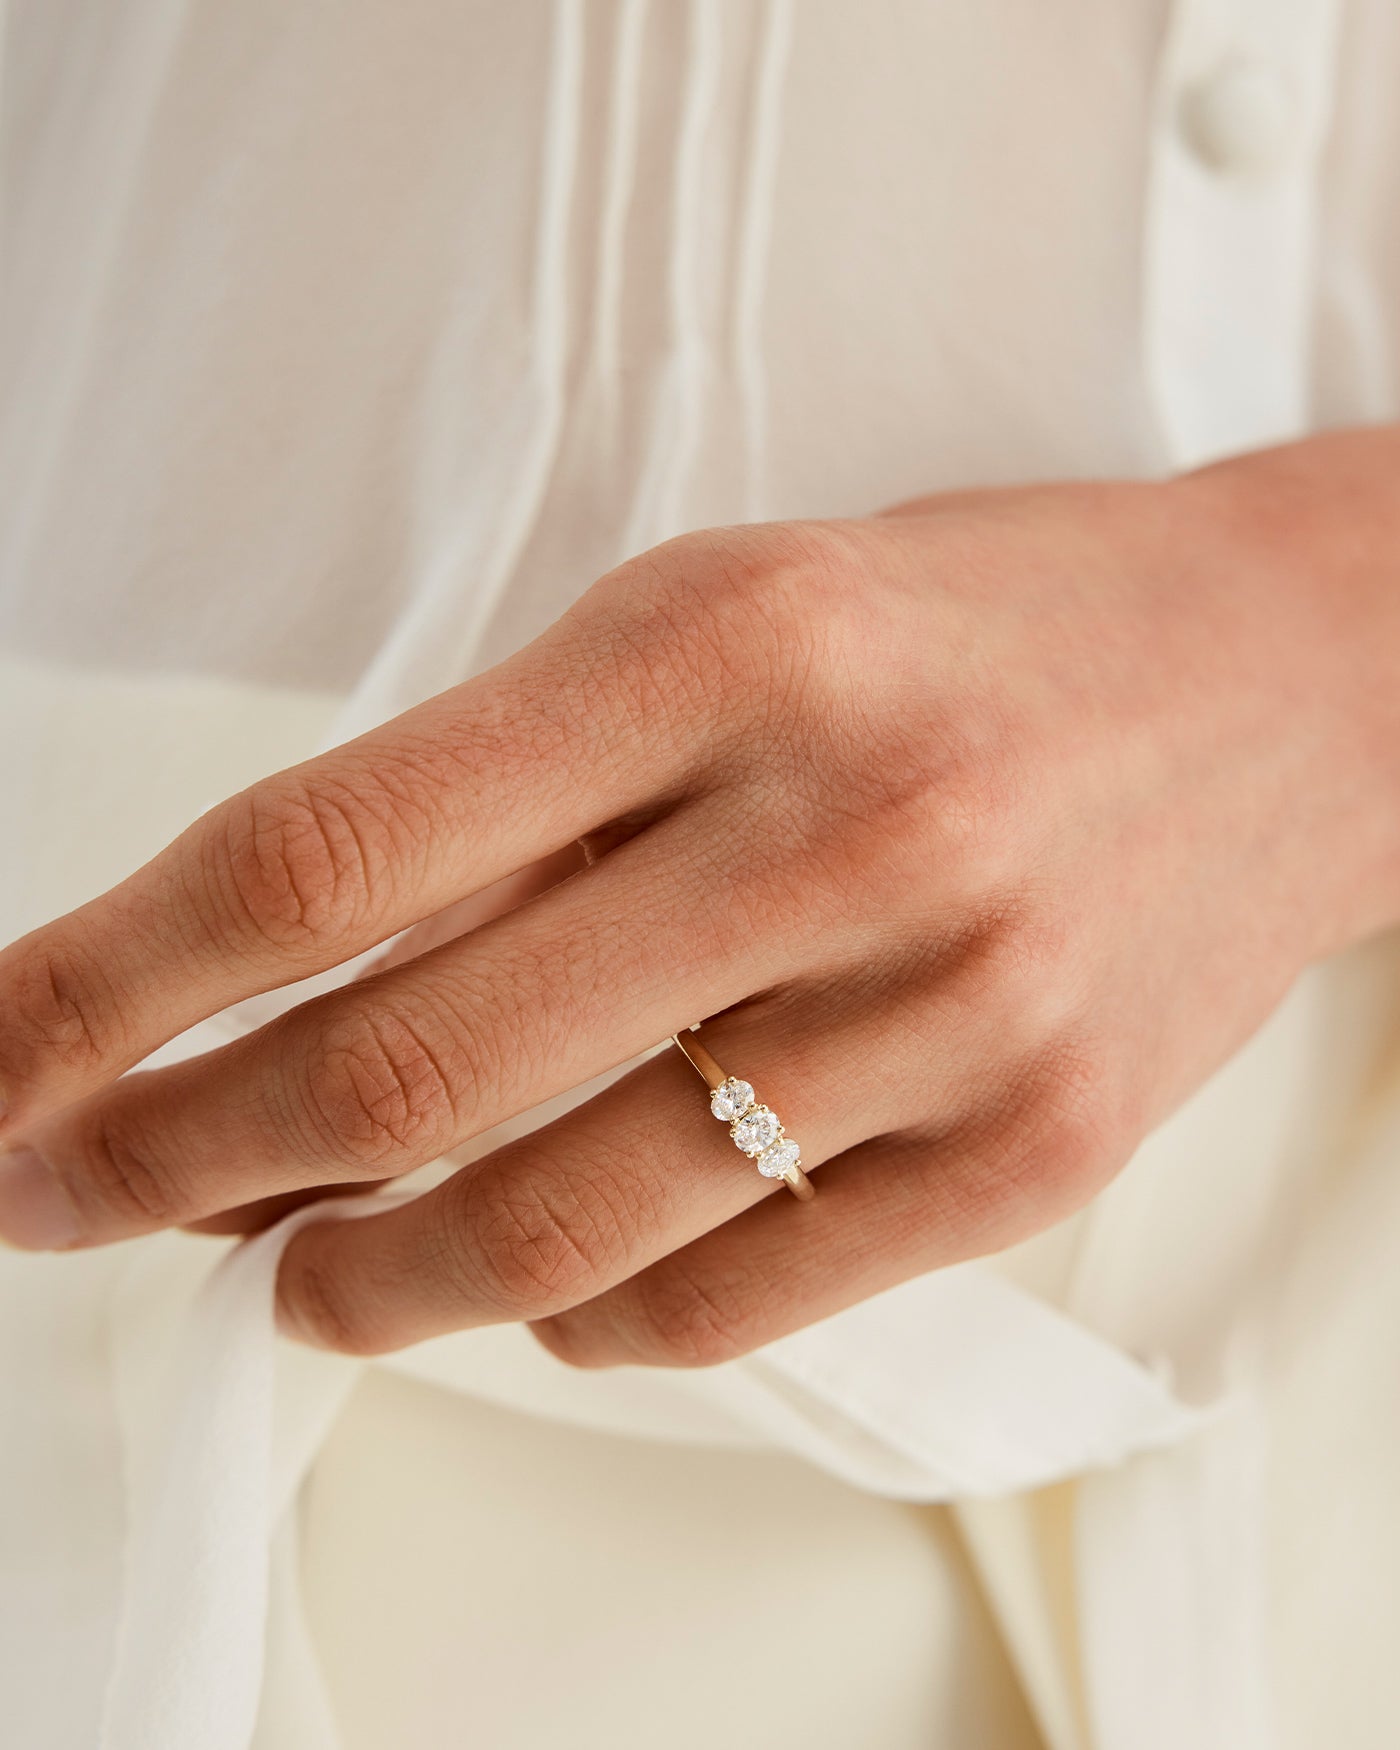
[[3, 2, 1400, 1746]]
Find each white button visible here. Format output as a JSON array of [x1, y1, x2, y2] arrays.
[[1177, 56, 1298, 178]]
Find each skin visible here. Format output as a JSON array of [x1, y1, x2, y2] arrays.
[[0, 426, 1398, 1366]]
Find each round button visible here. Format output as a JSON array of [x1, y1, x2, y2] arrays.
[[1177, 56, 1298, 178]]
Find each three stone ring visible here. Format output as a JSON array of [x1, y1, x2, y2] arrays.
[[669, 1026, 816, 1201]]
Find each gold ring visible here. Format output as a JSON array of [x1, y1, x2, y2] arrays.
[[669, 1026, 816, 1201]]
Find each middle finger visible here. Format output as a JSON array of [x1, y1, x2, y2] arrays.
[[7, 800, 870, 1247]]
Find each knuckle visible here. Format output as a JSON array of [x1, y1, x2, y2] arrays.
[[882, 749, 1023, 900], [930, 761, 1026, 889], [441, 1154, 623, 1319], [626, 1261, 756, 1369], [1024, 1038, 1122, 1193], [615, 525, 835, 708], [964, 1039, 1121, 1232], [72, 1093, 185, 1229], [620, 527, 766, 631], [783, 724, 1028, 929], [974, 907, 1083, 1046], [209, 775, 399, 956], [299, 1001, 465, 1170], [279, 1253, 390, 1357], [2, 933, 127, 1085], [824, 642, 1024, 867]]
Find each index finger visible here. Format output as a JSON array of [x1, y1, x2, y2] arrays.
[[0, 566, 722, 1137]]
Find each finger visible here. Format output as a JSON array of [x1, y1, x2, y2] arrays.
[[270, 935, 1047, 1355], [0, 570, 716, 1135], [179, 848, 591, 1239], [0, 803, 833, 1246], [532, 1049, 1125, 1369]]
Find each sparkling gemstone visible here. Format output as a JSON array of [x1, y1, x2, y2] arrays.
[[758, 1138, 801, 1179], [710, 1078, 755, 1123], [732, 1106, 781, 1156]]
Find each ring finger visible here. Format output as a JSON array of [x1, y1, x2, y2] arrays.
[[271, 941, 1032, 1354]]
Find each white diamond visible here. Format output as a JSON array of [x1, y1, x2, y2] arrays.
[[732, 1106, 780, 1156], [757, 1138, 801, 1179], [710, 1078, 755, 1123]]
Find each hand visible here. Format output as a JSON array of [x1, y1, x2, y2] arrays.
[[2, 429, 1398, 1363]]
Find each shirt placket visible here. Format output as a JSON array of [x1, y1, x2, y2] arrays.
[[1144, 0, 1342, 468]]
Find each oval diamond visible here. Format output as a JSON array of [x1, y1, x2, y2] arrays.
[[732, 1106, 781, 1157], [710, 1078, 755, 1123], [757, 1138, 801, 1179]]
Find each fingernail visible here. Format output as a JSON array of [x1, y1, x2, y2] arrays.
[[0, 1147, 82, 1251]]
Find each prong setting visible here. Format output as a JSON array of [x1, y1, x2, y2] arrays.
[[757, 1138, 802, 1179], [709, 1077, 755, 1122], [706, 1077, 803, 1183], [732, 1105, 782, 1157], [673, 1034, 813, 1200]]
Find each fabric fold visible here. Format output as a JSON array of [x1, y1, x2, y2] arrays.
[[91, 1183, 1212, 1748]]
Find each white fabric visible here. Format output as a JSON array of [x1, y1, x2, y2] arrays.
[[1146, 0, 1343, 462], [4, 2, 1400, 1745]]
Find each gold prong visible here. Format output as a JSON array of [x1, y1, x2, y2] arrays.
[[670, 1029, 815, 1201]]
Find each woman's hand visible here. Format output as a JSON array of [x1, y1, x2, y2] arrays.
[[2, 428, 1398, 1363]]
